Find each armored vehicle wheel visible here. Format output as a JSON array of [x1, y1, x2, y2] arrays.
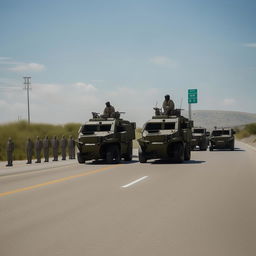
[[138, 148, 147, 163], [184, 144, 191, 161], [174, 143, 184, 163], [106, 145, 121, 164], [77, 153, 85, 164], [124, 141, 133, 161], [200, 146, 208, 151]]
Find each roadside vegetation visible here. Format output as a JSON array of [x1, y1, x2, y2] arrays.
[[235, 123, 256, 140], [134, 128, 142, 148], [0, 121, 81, 161], [0, 121, 143, 161]]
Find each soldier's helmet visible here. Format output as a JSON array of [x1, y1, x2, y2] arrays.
[[165, 94, 170, 100], [106, 101, 111, 107]]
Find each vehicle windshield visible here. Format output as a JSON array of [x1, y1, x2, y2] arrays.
[[145, 122, 176, 131], [82, 124, 112, 134], [212, 130, 230, 136], [193, 129, 205, 133]]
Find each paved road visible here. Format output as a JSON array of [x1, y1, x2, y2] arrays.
[[0, 142, 256, 256]]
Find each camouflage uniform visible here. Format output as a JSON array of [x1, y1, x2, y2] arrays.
[[162, 99, 175, 115], [60, 136, 67, 160], [103, 102, 115, 117], [6, 138, 14, 167], [26, 138, 34, 164], [68, 135, 76, 159], [43, 136, 50, 162], [52, 136, 59, 161], [35, 136, 43, 163]]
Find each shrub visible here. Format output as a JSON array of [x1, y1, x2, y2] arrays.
[[0, 121, 81, 161]]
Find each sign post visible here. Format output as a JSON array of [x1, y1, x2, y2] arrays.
[[188, 89, 198, 120]]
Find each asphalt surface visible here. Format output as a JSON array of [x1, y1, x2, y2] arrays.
[[0, 141, 256, 256]]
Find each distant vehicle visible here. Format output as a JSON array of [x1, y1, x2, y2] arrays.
[[76, 112, 136, 164], [137, 108, 193, 163], [209, 128, 235, 151], [191, 127, 209, 151]]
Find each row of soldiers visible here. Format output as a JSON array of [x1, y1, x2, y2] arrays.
[[5, 135, 76, 167]]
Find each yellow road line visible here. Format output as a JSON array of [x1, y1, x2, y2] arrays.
[[0, 165, 121, 197], [0, 163, 76, 179]]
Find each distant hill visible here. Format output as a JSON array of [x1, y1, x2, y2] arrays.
[[182, 110, 256, 130]]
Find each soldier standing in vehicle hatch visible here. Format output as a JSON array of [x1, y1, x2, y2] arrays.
[[162, 94, 175, 115], [60, 135, 67, 160], [35, 136, 43, 163], [103, 102, 115, 117], [52, 136, 59, 161], [6, 137, 14, 167], [68, 135, 76, 159], [43, 136, 50, 162], [26, 138, 34, 164]]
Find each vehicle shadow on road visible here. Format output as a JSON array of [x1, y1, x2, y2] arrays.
[[150, 159, 206, 165], [210, 148, 245, 152], [85, 159, 139, 165]]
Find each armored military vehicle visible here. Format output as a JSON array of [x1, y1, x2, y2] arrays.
[[76, 112, 136, 164], [191, 127, 209, 151], [209, 127, 235, 151], [137, 108, 193, 163]]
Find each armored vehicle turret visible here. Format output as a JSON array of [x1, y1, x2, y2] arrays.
[[209, 127, 235, 151], [137, 108, 193, 163], [191, 127, 209, 151], [76, 112, 136, 164]]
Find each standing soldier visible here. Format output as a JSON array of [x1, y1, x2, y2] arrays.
[[68, 135, 76, 159], [26, 138, 34, 164], [60, 135, 67, 160], [52, 136, 59, 161], [43, 136, 50, 162], [6, 137, 14, 167], [103, 102, 115, 117], [162, 94, 175, 115], [35, 136, 43, 163]]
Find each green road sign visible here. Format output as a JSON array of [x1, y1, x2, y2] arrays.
[[188, 98, 198, 104], [188, 89, 197, 94], [188, 89, 198, 104]]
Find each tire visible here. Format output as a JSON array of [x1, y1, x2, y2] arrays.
[[230, 141, 234, 151], [174, 143, 184, 163], [184, 143, 191, 161], [124, 141, 133, 161], [138, 147, 147, 163], [106, 145, 121, 164], [77, 152, 85, 164]]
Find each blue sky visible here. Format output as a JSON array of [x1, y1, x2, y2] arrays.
[[0, 0, 256, 125]]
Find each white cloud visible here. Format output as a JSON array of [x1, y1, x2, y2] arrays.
[[73, 82, 97, 92], [0, 57, 12, 61], [223, 98, 236, 106], [149, 56, 177, 67], [0, 57, 45, 72], [9, 62, 45, 72], [243, 43, 256, 48]]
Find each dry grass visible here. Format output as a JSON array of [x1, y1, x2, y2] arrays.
[[236, 123, 256, 139], [0, 121, 81, 161]]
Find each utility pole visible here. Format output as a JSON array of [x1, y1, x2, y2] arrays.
[[188, 103, 192, 120], [23, 77, 31, 124]]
